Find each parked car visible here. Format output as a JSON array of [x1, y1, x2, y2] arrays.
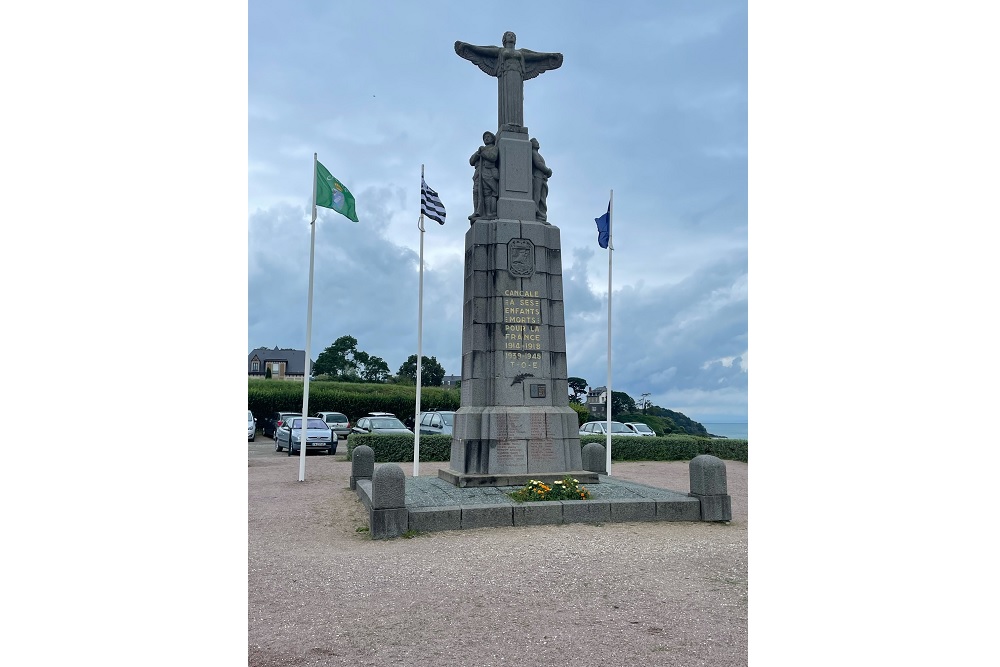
[[624, 422, 656, 436], [276, 416, 334, 456], [417, 410, 456, 436], [264, 411, 301, 439], [248, 410, 256, 441], [579, 421, 640, 436], [315, 411, 351, 443], [352, 414, 414, 435]]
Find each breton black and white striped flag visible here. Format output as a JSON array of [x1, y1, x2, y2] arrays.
[[421, 178, 446, 225]]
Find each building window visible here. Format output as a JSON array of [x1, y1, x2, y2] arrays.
[[251, 359, 260, 372]]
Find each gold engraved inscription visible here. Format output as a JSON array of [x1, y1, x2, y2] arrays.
[[503, 323, 541, 351], [503, 297, 541, 324], [504, 350, 541, 370]]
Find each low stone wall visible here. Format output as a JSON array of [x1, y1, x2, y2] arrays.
[[351, 447, 734, 538]]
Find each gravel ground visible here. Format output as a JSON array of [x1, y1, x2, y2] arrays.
[[249, 442, 748, 666]]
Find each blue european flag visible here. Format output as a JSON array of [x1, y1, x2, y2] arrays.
[[595, 203, 610, 249]]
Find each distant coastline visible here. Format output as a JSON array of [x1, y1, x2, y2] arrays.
[[701, 422, 748, 440]]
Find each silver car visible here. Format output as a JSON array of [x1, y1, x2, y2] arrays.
[[418, 410, 456, 436], [315, 411, 351, 445], [248, 410, 256, 442], [277, 417, 334, 456], [352, 415, 413, 435]]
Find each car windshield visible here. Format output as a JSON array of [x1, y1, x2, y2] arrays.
[[372, 418, 406, 429], [289, 418, 327, 429], [610, 422, 631, 433], [441, 413, 454, 426], [248, 411, 253, 420], [633, 424, 653, 433], [325, 415, 347, 424]]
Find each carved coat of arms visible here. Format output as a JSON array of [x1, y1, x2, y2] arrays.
[[507, 238, 535, 278]]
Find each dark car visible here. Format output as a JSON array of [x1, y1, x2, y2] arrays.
[[264, 411, 301, 440]]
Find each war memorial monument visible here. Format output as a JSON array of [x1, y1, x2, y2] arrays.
[[435, 32, 595, 488], [349, 32, 733, 537]]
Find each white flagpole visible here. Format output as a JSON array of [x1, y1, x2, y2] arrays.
[[605, 189, 614, 476], [414, 165, 426, 477], [299, 153, 319, 482]]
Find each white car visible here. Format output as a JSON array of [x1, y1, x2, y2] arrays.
[[624, 422, 656, 436], [276, 417, 334, 456], [579, 421, 642, 436], [248, 410, 256, 441]]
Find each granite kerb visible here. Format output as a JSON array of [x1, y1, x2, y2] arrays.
[[355, 471, 713, 534]]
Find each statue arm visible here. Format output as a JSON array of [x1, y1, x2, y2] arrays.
[[532, 152, 552, 177], [519, 49, 564, 80], [454, 41, 501, 76]]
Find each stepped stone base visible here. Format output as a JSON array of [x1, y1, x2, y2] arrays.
[[437, 468, 599, 488]]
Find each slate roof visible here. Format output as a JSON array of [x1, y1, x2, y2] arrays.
[[248, 347, 314, 375]]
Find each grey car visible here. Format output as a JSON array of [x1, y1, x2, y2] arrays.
[[315, 411, 350, 447], [418, 410, 456, 436], [277, 417, 334, 456], [352, 415, 414, 435]]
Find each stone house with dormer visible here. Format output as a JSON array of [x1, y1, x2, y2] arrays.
[[587, 386, 609, 418], [248, 347, 314, 380]]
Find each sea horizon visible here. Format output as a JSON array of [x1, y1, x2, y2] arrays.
[[700, 422, 748, 440]]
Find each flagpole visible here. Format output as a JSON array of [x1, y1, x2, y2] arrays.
[[605, 189, 614, 476], [298, 153, 319, 482], [414, 165, 426, 477]]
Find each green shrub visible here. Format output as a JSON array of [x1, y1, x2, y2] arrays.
[[578, 434, 747, 463], [248, 379, 459, 424], [569, 403, 589, 425], [346, 434, 451, 462]]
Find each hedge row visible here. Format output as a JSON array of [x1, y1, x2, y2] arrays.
[[347, 434, 452, 462], [346, 433, 747, 463], [249, 379, 459, 424]]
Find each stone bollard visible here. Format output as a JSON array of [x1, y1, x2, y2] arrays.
[[350, 445, 374, 490], [370, 464, 408, 539], [581, 442, 607, 474], [688, 454, 732, 522]]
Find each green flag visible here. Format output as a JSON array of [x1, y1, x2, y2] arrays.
[[315, 161, 359, 222]]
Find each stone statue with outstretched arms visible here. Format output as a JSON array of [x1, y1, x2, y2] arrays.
[[454, 31, 563, 131]]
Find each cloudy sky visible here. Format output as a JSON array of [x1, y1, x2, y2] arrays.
[[8, 4, 1000, 661], [249, 0, 748, 424]]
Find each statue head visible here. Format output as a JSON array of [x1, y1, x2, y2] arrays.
[[502, 31, 516, 47], [483, 131, 496, 144], [530, 138, 539, 149]]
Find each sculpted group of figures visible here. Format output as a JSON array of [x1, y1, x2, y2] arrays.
[[456, 31, 561, 224], [468, 131, 551, 223]]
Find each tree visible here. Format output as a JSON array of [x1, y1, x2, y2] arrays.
[[646, 405, 708, 437], [313, 335, 360, 379], [397, 354, 447, 386], [264, 365, 272, 379], [568, 377, 588, 404], [355, 351, 391, 383], [610, 390, 636, 417]]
